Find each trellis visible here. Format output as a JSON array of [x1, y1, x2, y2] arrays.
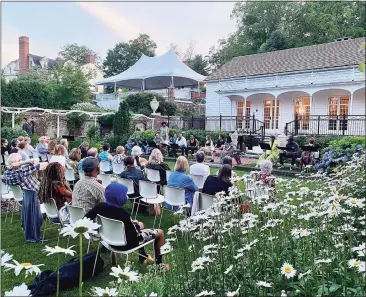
[[1, 107, 115, 138]]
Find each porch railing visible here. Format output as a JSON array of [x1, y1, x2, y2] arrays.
[[285, 114, 366, 136]]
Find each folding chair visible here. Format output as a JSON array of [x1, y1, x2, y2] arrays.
[[198, 193, 215, 212], [117, 178, 138, 217], [112, 162, 125, 175], [189, 174, 207, 190], [8, 185, 24, 223], [166, 170, 173, 182], [98, 173, 111, 188], [42, 198, 63, 246], [92, 214, 155, 276], [160, 186, 186, 227], [65, 166, 76, 187], [99, 161, 111, 173], [146, 169, 161, 183], [243, 176, 256, 199], [2, 181, 14, 223], [67, 205, 91, 252]]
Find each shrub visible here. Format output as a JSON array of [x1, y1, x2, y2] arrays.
[[113, 101, 131, 136], [1, 127, 28, 148], [86, 125, 100, 140]]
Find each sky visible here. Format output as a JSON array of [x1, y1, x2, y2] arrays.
[[1, 1, 237, 68]]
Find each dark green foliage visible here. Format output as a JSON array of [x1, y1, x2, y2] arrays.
[[1, 127, 28, 149], [189, 54, 210, 76], [86, 125, 100, 140], [58, 44, 101, 67], [113, 101, 131, 137]]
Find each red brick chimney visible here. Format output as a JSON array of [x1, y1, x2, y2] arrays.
[[87, 54, 95, 64], [19, 36, 30, 75]]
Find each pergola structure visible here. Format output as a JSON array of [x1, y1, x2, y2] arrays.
[[1, 107, 115, 138]]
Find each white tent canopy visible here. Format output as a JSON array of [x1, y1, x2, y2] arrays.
[[96, 49, 206, 90]]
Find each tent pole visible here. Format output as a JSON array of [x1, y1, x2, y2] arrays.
[[114, 82, 116, 93], [142, 79, 145, 92], [11, 113, 15, 128], [57, 115, 60, 138]]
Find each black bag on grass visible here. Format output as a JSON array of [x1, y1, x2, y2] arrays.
[[28, 252, 104, 296]]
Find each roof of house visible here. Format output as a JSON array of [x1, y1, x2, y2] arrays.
[[29, 54, 58, 68], [207, 37, 365, 81]]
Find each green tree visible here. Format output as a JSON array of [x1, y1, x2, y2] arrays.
[[103, 34, 157, 77], [113, 101, 131, 136], [189, 54, 210, 76], [124, 92, 178, 116], [58, 44, 101, 67]]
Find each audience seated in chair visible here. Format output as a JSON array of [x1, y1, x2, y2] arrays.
[[203, 164, 233, 196], [198, 135, 214, 162], [132, 146, 148, 169], [279, 136, 300, 169], [49, 145, 66, 167], [186, 135, 200, 157], [190, 151, 210, 179], [217, 156, 237, 178], [98, 143, 113, 173], [300, 137, 317, 171], [146, 149, 171, 186], [252, 159, 276, 202], [220, 136, 241, 165], [79, 141, 89, 159], [66, 148, 81, 181], [176, 134, 187, 157], [78, 147, 98, 173], [256, 134, 279, 168]]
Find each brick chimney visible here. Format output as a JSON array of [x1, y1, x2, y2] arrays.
[[87, 54, 95, 64], [19, 36, 30, 75]]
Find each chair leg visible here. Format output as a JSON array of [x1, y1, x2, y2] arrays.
[[42, 218, 48, 243], [5, 201, 10, 223], [134, 200, 141, 220], [92, 242, 101, 277], [87, 238, 91, 254], [125, 254, 129, 265], [10, 203, 15, 224], [130, 200, 136, 218], [66, 235, 70, 249], [152, 204, 158, 229], [158, 204, 164, 229]]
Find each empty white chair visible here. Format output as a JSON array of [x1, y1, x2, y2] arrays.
[[65, 167, 76, 187], [117, 178, 134, 195], [92, 214, 155, 276], [199, 193, 215, 212], [9, 185, 24, 203], [98, 173, 111, 188], [2, 181, 14, 223], [68, 205, 85, 224], [99, 161, 111, 173], [3, 155, 9, 166], [42, 198, 63, 245], [160, 186, 186, 226], [189, 174, 207, 189], [146, 168, 160, 183], [112, 162, 125, 175]]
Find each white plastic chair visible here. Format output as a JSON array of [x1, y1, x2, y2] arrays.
[[42, 198, 63, 245], [92, 214, 155, 276], [99, 161, 111, 173], [166, 170, 173, 182], [189, 174, 207, 190], [98, 173, 111, 188], [65, 167, 76, 187], [160, 186, 186, 227], [117, 178, 134, 195], [112, 162, 125, 175], [4, 155, 9, 166], [67, 205, 90, 251], [146, 168, 161, 183], [2, 181, 15, 223], [199, 193, 215, 212]]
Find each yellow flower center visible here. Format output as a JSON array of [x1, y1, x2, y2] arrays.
[[354, 261, 361, 266], [102, 293, 109, 297], [21, 262, 32, 267], [284, 267, 292, 273], [118, 273, 130, 281], [351, 200, 356, 204], [297, 229, 303, 233], [74, 226, 88, 234]]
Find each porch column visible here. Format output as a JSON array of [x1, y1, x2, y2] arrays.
[[349, 93, 353, 115], [56, 115, 60, 138], [309, 94, 313, 115], [114, 82, 117, 93], [273, 97, 277, 130], [94, 117, 97, 127], [11, 113, 15, 128]]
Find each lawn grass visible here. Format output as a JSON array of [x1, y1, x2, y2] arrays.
[[1, 163, 295, 296]]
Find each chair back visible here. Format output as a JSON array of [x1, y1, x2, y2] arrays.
[[79, 171, 85, 180], [98, 173, 111, 187], [163, 186, 186, 206], [117, 178, 134, 195], [68, 205, 85, 224], [146, 168, 160, 183], [98, 214, 127, 247], [9, 185, 23, 202], [32, 151, 39, 160], [43, 198, 59, 219], [3, 155, 9, 166], [2, 180, 9, 195], [139, 180, 157, 199], [65, 167, 76, 182], [112, 162, 125, 175], [99, 161, 111, 172], [166, 170, 173, 182], [199, 193, 215, 211], [189, 174, 206, 189]]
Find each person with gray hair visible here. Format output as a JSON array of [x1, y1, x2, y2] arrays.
[[36, 136, 48, 161], [254, 159, 276, 201], [78, 147, 98, 172], [189, 151, 210, 179]]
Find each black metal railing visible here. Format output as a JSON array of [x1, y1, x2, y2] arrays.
[[285, 114, 366, 136]]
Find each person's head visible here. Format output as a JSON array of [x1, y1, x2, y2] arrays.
[[23, 118, 28, 124], [102, 143, 110, 152], [38, 162, 67, 204], [82, 157, 100, 177], [11, 139, 18, 148], [17, 136, 25, 142], [25, 137, 31, 145], [173, 134, 178, 138], [18, 141, 28, 151], [48, 140, 57, 155], [81, 141, 89, 150], [218, 135, 223, 141], [226, 136, 232, 143], [87, 147, 98, 158], [44, 137, 50, 144], [55, 145, 66, 156], [116, 146, 125, 155], [174, 156, 189, 172], [149, 148, 163, 164], [155, 133, 160, 138], [218, 164, 232, 183], [8, 153, 22, 168], [288, 136, 294, 143], [260, 159, 273, 174], [132, 146, 142, 157], [105, 182, 128, 208], [161, 122, 167, 127], [270, 134, 276, 141], [69, 148, 81, 162], [195, 151, 205, 163], [1, 138, 8, 147], [178, 133, 182, 139], [206, 135, 211, 141], [222, 156, 233, 167], [309, 137, 315, 144], [124, 156, 135, 168], [39, 136, 46, 144], [190, 135, 194, 141], [61, 139, 69, 148]]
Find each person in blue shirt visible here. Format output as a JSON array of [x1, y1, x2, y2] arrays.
[[167, 156, 198, 209], [98, 143, 113, 173], [78, 147, 98, 172]]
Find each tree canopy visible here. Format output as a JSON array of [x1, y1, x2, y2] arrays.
[[189, 54, 210, 76], [58, 44, 101, 67], [103, 34, 157, 77]]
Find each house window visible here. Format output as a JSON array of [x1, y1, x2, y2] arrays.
[[264, 99, 280, 129], [294, 97, 310, 130], [328, 96, 349, 130], [236, 101, 251, 129]]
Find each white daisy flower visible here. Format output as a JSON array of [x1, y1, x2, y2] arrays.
[[4, 283, 31, 296], [226, 285, 240, 297], [256, 281, 272, 288], [315, 258, 331, 264], [160, 242, 173, 255], [195, 290, 215, 296], [224, 265, 233, 274], [60, 218, 100, 240], [92, 286, 118, 296], [352, 243, 366, 257], [345, 198, 364, 208], [281, 263, 296, 279], [1, 252, 13, 267], [298, 269, 312, 279], [148, 293, 158, 297], [43, 245, 76, 256], [281, 290, 287, 297], [348, 259, 365, 269], [291, 228, 311, 238], [4, 260, 44, 277], [110, 266, 139, 282]]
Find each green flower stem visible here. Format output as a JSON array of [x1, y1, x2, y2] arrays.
[[79, 235, 83, 297], [56, 253, 60, 297]]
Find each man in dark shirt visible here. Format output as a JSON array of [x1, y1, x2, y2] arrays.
[[22, 118, 33, 135], [279, 136, 299, 168], [1, 138, 9, 165], [9, 139, 19, 154]]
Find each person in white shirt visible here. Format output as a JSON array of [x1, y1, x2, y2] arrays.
[[190, 152, 210, 178], [49, 145, 66, 167], [176, 133, 187, 156], [60, 139, 69, 159]]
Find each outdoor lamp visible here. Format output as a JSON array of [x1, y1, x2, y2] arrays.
[[150, 96, 159, 115]]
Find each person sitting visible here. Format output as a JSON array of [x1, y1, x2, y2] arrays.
[[167, 156, 198, 207], [60, 139, 69, 159], [78, 147, 98, 173], [98, 143, 113, 173], [279, 136, 300, 169], [203, 164, 233, 196], [146, 149, 171, 186], [72, 157, 105, 213], [189, 151, 210, 179], [36, 136, 48, 161], [17, 136, 25, 143], [17, 141, 30, 161], [9, 138, 19, 154], [220, 136, 241, 165], [160, 122, 169, 142], [1, 138, 9, 166], [256, 135, 279, 168], [176, 133, 187, 156], [85, 182, 167, 266], [252, 159, 276, 202], [169, 134, 179, 157], [49, 145, 66, 167], [218, 156, 238, 178], [79, 141, 89, 159], [132, 146, 148, 169], [214, 135, 225, 152], [186, 135, 200, 157], [24, 137, 36, 158], [47, 140, 57, 156], [170, 134, 178, 144], [66, 148, 82, 180], [2, 154, 43, 243], [112, 145, 126, 172], [300, 137, 317, 171], [154, 133, 164, 152], [38, 162, 72, 223], [198, 135, 214, 162]]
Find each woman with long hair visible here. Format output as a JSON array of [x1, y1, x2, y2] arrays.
[[49, 144, 66, 167], [203, 164, 233, 196], [132, 146, 148, 169], [66, 148, 82, 180], [198, 135, 214, 162], [146, 148, 171, 185]]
